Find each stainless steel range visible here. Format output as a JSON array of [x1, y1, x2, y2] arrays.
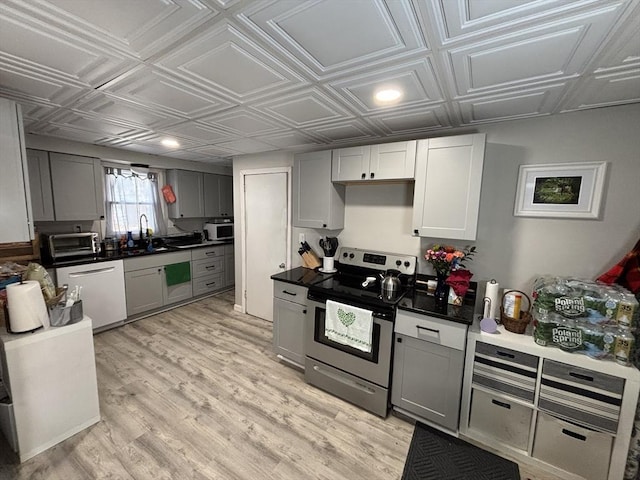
[[304, 247, 417, 417]]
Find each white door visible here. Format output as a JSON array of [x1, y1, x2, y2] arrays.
[[244, 172, 288, 321]]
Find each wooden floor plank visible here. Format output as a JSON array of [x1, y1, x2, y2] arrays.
[[0, 290, 567, 480]]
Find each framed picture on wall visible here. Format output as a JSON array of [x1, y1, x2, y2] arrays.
[[514, 162, 608, 219]]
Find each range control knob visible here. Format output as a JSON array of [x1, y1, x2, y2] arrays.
[[349, 253, 355, 259], [404, 261, 411, 267], [395, 260, 402, 266], [343, 252, 348, 258]]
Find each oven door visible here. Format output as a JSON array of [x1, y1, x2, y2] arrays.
[[305, 298, 393, 388]]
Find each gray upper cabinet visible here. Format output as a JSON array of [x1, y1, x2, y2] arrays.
[[49, 153, 104, 221], [0, 98, 33, 243], [26, 149, 54, 222], [218, 175, 233, 217], [332, 140, 417, 182], [412, 134, 486, 241], [293, 150, 345, 230], [167, 169, 204, 218], [204, 173, 233, 218]]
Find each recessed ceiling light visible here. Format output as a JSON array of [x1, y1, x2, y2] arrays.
[[161, 138, 180, 148], [375, 89, 402, 102]]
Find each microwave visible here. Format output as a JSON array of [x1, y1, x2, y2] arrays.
[[42, 232, 100, 263], [204, 221, 234, 241]]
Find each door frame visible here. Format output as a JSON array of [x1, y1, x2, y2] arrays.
[[238, 167, 292, 315]]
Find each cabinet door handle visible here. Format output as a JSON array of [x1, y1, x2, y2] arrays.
[[413, 229, 419, 235], [491, 399, 511, 410], [303, 309, 307, 314], [496, 350, 515, 359], [361, 173, 366, 179], [561, 429, 586, 442], [322, 223, 327, 228], [282, 290, 297, 296], [370, 172, 374, 179], [569, 372, 593, 382]]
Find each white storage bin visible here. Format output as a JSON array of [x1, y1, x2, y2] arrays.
[[532, 411, 613, 480], [468, 388, 532, 451]]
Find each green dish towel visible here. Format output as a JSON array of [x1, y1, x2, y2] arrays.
[[165, 262, 191, 286]]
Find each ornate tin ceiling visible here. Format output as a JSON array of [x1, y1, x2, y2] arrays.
[[1, 0, 638, 164]]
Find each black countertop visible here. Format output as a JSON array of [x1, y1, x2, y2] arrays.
[[398, 274, 478, 325], [44, 240, 233, 269], [270, 267, 332, 287], [398, 291, 476, 325]]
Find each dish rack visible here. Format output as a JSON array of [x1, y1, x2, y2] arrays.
[[500, 290, 532, 334]]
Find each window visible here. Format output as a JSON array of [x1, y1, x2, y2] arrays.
[[104, 167, 166, 239]]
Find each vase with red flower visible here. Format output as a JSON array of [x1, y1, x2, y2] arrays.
[[424, 244, 476, 312]]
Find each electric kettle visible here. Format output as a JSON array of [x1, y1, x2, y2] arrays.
[[380, 269, 401, 301]]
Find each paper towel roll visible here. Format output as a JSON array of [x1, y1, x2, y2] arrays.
[[6, 281, 48, 333], [485, 280, 500, 320]]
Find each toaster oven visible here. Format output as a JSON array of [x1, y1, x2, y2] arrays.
[[42, 233, 100, 263]]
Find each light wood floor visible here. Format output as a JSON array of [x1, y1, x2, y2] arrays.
[[0, 291, 565, 480]]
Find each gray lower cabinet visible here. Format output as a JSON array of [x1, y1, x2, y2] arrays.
[[191, 245, 228, 296], [224, 244, 234, 287], [124, 267, 164, 316], [124, 251, 192, 318], [391, 310, 468, 432], [273, 281, 307, 369]]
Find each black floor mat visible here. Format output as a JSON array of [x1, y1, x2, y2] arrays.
[[402, 422, 521, 480]]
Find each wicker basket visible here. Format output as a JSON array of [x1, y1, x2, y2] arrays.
[[500, 290, 532, 334]]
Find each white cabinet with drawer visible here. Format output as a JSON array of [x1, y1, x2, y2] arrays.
[[460, 323, 640, 480], [272, 281, 308, 369]]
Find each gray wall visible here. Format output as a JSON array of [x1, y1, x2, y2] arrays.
[[232, 103, 640, 311]]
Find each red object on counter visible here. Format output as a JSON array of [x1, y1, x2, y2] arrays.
[[598, 237, 640, 294], [446, 269, 473, 297]]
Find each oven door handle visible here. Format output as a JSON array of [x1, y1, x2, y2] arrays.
[[312, 365, 375, 394]]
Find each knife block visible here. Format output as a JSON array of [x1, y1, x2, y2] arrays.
[[300, 250, 321, 269]]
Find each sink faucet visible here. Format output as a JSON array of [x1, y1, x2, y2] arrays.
[[139, 213, 148, 240]]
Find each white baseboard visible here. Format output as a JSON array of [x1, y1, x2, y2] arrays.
[[234, 304, 243, 313]]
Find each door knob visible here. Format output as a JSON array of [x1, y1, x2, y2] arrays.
[[279, 263, 285, 269]]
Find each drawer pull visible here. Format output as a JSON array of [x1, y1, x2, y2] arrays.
[[282, 290, 297, 296], [569, 372, 594, 382], [205, 251, 218, 256], [496, 350, 515, 359], [206, 282, 217, 287], [562, 429, 586, 442], [417, 326, 439, 334], [206, 265, 216, 270], [491, 399, 511, 410]]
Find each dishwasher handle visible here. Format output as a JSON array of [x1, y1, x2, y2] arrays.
[[68, 266, 116, 277]]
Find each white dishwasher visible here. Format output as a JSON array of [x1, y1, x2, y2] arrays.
[[56, 260, 127, 331]]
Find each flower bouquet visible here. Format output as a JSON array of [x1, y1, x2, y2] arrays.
[[425, 244, 476, 306]]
